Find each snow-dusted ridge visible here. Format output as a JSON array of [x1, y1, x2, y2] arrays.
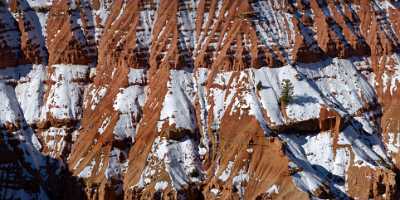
[[1, 0, 400, 199]]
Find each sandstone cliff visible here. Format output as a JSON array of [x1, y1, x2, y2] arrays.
[[1, 0, 400, 199]]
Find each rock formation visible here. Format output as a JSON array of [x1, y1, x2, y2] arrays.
[[1, 0, 400, 199]]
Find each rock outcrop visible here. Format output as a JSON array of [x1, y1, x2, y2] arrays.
[[2, 0, 400, 199]]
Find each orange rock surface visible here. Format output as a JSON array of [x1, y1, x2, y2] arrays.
[[1, 0, 400, 199]]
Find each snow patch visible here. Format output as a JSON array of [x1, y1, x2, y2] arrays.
[[43, 64, 89, 120], [154, 181, 168, 191], [232, 168, 249, 199], [266, 184, 280, 195], [158, 70, 196, 132], [78, 159, 96, 178], [218, 161, 234, 182]]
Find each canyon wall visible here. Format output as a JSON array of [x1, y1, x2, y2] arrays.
[[1, 0, 400, 199]]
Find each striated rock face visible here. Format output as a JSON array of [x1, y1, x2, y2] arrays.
[[0, 2, 25, 68], [3, 0, 400, 199]]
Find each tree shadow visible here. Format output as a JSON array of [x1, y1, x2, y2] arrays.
[[292, 95, 318, 106]]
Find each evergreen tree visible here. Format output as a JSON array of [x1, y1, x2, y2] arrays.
[[256, 81, 262, 91], [280, 79, 294, 106]]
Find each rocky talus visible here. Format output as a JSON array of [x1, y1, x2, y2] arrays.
[[2, 0, 400, 199]]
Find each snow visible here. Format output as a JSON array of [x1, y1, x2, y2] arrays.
[[105, 148, 129, 180], [387, 132, 400, 154], [26, 0, 53, 8], [31, 133, 42, 151], [207, 65, 324, 131], [158, 70, 197, 132], [113, 69, 146, 141], [218, 161, 234, 182], [0, 82, 24, 125], [382, 54, 400, 95], [153, 137, 168, 160], [340, 125, 391, 168], [383, 71, 390, 93], [67, 1, 92, 50], [195, 68, 210, 153], [88, 86, 107, 110], [0, 66, 44, 128], [94, 0, 113, 38], [146, 64, 385, 196], [296, 58, 376, 115], [332, 148, 350, 192], [0, 3, 398, 197], [266, 184, 280, 195], [378, 0, 396, 9], [137, 6, 156, 49], [15, 65, 46, 124], [232, 168, 250, 199], [301, 132, 334, 170], [3, 187, 50, 200], [209, 71, 235, 128], [283, 131, 351, 193], [251, 0, 295, 51], [354, 114, 378, 135], [43, 64, 89, 120], [177, 1, 196, 52], [113, 114, 136, 141], [78, 2, 97, 55], [253, 66, 324, 125], [78, 159, 96, 178], [152, 137, 201, 190], [98, 116, 111, 135], [157, 65, 324, 138], [281, 134, 330, 194], [113, 86, 145, 114], [135, 136, 202, 190], [44, 127, 67, 137], [128, 69, 147, 85], [279, 115, 393, 197], [241, 73, 272, 134], [198, 147, 207, 156], [40, 127, 68, 157], [165, 138, 201, 190], [210, 188, 220, 196], [154, 181, 168, 191]]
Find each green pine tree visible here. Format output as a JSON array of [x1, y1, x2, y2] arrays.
[[280, 79, 294, 106], [256, 81, 263, 91]]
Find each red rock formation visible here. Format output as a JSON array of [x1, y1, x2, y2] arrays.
[[2, 0, 400, 199], [47, 0, 96, 65], [9, 0, 49, 65]]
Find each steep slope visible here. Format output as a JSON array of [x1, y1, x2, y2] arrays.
[[1, 0, 400, 199]]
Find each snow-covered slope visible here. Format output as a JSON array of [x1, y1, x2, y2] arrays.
[[1, 0, 400, 199]]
